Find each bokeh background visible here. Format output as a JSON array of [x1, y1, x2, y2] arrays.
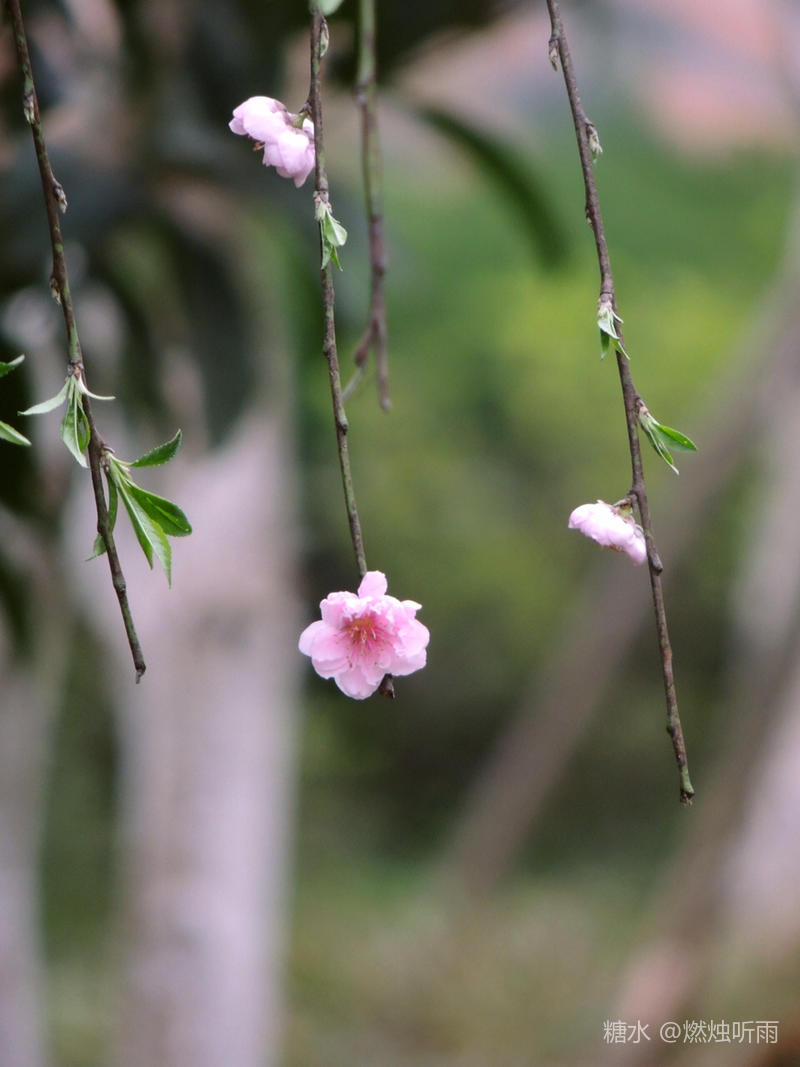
[[2, 1, 800, 1065]]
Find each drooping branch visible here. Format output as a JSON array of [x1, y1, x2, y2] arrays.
[[309, 8, 368, 580], [347, 0, 390, 411], [309, 7, 394, 698], [4, 0, 146, 681], [546, 0, 693, 802]]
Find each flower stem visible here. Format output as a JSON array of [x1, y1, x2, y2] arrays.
[[546, 0, 693, 802], [309, 7, 368, 581], [5, 0, 146, 681]]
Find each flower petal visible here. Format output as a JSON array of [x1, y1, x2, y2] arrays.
[[358, 571, 388, 598], [335, 664, 380, 700], [230, 96, 286, 141], [319, 590, 357, 628]]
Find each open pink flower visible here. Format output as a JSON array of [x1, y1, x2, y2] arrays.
[[299, 571, 430, 699], [568, 499, 647, 565], [229, 95, 315, 187]]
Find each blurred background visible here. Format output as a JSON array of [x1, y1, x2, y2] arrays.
[[2, 0, 800, 1064]]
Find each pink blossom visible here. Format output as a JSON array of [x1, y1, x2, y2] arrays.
[[229, 96, 315, 188], [299, 571, 430, 699], [568, 499, 647, 565]]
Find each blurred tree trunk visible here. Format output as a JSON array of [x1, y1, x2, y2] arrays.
[[0, 527, 68, 1067], [94, 411, 300, 1067]]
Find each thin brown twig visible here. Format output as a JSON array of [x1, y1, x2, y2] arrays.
[[351, 0, 390, 411], [546, 0, 693, 802], [5, 0, 146, 680], [309, 8, 394, 699], [309, 9, 367, 581]]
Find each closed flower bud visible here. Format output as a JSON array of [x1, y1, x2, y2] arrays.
[[230, 96, 315, 188], [568, 499, 646, 565]]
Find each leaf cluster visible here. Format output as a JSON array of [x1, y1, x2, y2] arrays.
[[92, 432, 191, 585], [638, 407, 697, 475]]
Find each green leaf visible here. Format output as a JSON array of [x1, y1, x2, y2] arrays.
[[131, 429, 183, 468], [323, 211, 347, 248], [103, 458, 190, 583], [652, 423, 697, 452], [317, 0, 345, 13], [597, 303, 628, 359], [638, 403, 697, 475], [0, 420, 31, 446], [323, 242, 343, 271], [75, 377, 115, 402], [0, 355, 25, 380], [319, 207, 347, 272], [116, 479, 173, 583], [107, 472, 119, 531], [126, 484, 192, 537], [20, 378, 69, 416], [59, 383, 89, 467], [640, 419, 678, 474]]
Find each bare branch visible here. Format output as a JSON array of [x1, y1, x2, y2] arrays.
[[352, 0, 390, 411]]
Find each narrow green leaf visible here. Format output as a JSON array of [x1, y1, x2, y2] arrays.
[[126, 484, 192, 537], [641, 420, 679, 474], [0, 355, 25, 380], [76, 398, 90, 453], [597, 304, 629, 359], [117, 482, 153, 568], [131, 429, 183, 468], [117, 480, 173, 583], [653, 423, 697, 452], [323, 211, 347, 249], [75, 377, 115, 401], [107, 473, 119, 531], [0, 420, 31, 446], [59, 387, 88, 467], [597, 304, 619, 338], [20, 378, 69, 416]]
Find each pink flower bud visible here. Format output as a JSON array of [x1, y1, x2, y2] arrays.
[[568, 500, 646, 565], [229, 96, 316, 188], [299, 571, 430, 699]]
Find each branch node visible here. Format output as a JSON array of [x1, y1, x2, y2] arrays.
[[53, 179, 68, 214], [23, 87, 35, 124], [586, 121, 603, 160]]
